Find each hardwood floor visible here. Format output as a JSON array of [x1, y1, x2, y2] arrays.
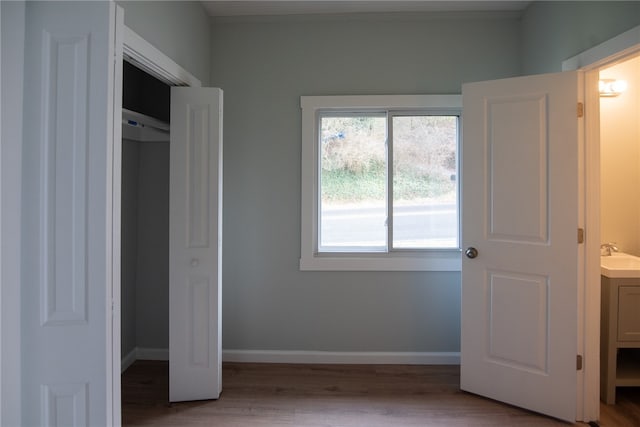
[[122, 361, 640, 426]]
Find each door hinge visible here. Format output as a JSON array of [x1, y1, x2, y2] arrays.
[[577, 228, 585, 244], [577, 354, 583, 371], [577, 102, 584, 118]]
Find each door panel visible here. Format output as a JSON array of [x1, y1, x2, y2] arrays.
[[169, 87, 223, 402], [487, 94, 548, 242], [461, 71, 580, 422], [487, 271, 549, 373], [21, 2, 120, 425]]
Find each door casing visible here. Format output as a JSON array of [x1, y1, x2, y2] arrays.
[[109, 21, 203, 424], [0, 3, 26, 426], [562, 24, 640, 423]]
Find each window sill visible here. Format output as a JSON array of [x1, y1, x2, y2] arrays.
[[299, 250, 462, 271]]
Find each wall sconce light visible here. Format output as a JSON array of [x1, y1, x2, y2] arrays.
[[599, 79, 628, 97]]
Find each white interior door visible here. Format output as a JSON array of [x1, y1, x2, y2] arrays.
[[21, 2, 121, 425], [461, 71, 581, 422], [169, 87, 223, 402]]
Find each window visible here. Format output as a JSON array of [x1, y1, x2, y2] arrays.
[[301, 95, 462, 271]]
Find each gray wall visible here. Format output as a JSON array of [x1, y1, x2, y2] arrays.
[[210, 13, 522, 352], [520, 1, 640, 75], [120, 2, 640, 355], [117, 0, 211, 85], [121, 140, 139, 358], [135, 142, 170, 350], [121, 140, 170, 357]]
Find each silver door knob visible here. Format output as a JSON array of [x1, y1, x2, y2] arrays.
[[465, 247, 478, 259], [190, 258, 199, 267]]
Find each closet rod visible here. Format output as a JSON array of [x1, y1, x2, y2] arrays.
[[122, 108, 169, 133], [122, 118, 169, 134]]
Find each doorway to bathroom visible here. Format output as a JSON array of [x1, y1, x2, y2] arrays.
[[560, 25, 640, 418], [599, 55, 640, 257], [598, 51, 640, 405]]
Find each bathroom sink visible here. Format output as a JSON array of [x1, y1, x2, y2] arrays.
[[601, 253, 640, 278]]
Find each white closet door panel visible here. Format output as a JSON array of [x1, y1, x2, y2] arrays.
[[21, 2, 121, 425], [169, 87, 223, 402]]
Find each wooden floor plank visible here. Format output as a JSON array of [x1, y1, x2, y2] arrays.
[[122, 361, 640, 426]]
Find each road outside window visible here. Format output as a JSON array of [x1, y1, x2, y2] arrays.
[[300, 95, 462, 271], [319, 114, 458, 252]]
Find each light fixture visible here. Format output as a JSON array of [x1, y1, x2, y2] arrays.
[[599, 79, 628, 97]]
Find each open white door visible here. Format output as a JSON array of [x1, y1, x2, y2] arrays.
[[21, 2, 122, 425], [169, 87, 223, 402], [461, 71, 582, 422]]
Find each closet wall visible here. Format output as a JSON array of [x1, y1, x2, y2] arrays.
[[121, 138, 140, 361], [121, 62, 171, 364]]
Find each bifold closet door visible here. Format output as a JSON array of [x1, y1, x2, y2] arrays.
[[20, 2, 123, 425], [169, 87, 223, 402]]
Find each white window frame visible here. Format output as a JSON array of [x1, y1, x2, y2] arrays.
[[300, 95, 462, 271]]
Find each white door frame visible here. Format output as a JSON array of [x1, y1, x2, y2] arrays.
[[0, 3, 26, 425], [563, 25, 640, 422], [111, 24, 201, 424], [122, 26, 201, 88]]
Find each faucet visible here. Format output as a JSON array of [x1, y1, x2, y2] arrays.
[[601, 243, 619, 256]]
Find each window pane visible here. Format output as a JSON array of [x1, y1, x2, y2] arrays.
[[319, 115, 387, 250], [392, 116, 458, 249]]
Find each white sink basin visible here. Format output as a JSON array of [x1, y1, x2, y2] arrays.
[[601, 253, 640, 278]]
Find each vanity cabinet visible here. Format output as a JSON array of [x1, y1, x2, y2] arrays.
[[601, 277, 640, 404]]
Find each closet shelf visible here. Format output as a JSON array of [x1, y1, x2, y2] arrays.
[[122, 108, 170, 142]]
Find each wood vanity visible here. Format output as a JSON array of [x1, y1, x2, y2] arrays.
[[600, 275, 640, 404]]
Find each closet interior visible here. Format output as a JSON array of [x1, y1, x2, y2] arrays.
[[121, 61, 172, 372]]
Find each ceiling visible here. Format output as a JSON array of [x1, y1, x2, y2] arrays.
[[201, 1, 532, 17]]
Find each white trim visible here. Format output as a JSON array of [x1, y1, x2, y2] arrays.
[[301, 94, 462, 110], [576, 69, 587, 422], [222, 350, 460, 365], [109, 7, 124, 427], [113, 20, 201, 426], [300, 94, 462, 271], [122, 348, 460, 366], [122, 26, 201, 88], [121, 349, 137, 373], [300, 253, 462, 271], [0, 3, 24, 425], [581, 68, 602, 424], [120, 347, 170, 373], [563, 25, 640, 71], [1, 4, 4, 424], [136, 347, 170, 361], [564, 24, 640, 423]]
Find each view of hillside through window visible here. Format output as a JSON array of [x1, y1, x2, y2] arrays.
[[319, 114, 458, 250]]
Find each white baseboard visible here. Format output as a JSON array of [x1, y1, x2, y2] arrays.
[[136, 347, 169, 361], [122, 348, 460, 368], [121, 348, 137, 373], [221, 350, 460, 365], [121, 347, 169, 371]]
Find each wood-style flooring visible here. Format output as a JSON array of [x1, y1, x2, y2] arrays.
[[122, 361, 640, 426]]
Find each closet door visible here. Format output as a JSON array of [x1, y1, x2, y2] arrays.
[[21, 2, 122, 425], [169, 87, 223, 402]]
